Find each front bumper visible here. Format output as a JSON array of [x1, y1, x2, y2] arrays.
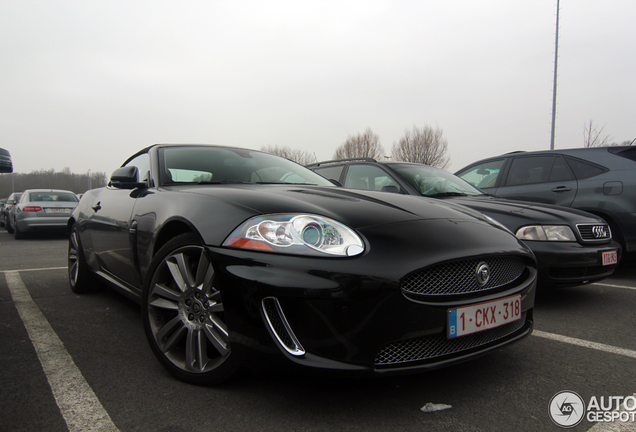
[[528, 240, 622, 287]]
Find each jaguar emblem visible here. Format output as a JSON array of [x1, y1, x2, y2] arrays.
[[476, 262, 491, 287]]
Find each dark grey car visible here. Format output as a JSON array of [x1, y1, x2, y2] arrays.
[[455, 146, 636, 254], [308, 158, 621, 288]]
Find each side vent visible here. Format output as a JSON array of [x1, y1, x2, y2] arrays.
[[262, 297, 305, 356]]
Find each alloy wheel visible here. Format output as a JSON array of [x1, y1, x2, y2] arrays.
[[146, 245, 230, 374]]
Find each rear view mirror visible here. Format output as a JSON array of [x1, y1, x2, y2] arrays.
[[0, 148, 13, 173]]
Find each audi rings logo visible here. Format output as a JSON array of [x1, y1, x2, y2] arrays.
[[475, 262, 490, 287], [592, 225, 609, 238], [549, 391, 585, 428]]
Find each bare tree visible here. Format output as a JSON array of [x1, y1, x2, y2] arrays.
[[583, 120, 613, 147], [333, 128, 385, 160], [391, 125, 450, 169], [260, 145, 317, 165]]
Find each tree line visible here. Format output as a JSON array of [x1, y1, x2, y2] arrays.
[[3, 119, 631, 199], [0, 168, 108, 198], [263, 124, 451, 169], [263, 120, 634, 167]]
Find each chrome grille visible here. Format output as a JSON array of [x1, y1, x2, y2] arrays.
[[375, 314, 527, 366], [577, 224, 611, 241], [401, 256, 525, 296]]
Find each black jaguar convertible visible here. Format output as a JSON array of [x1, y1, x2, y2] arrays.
[[68, 144, 537, 385]]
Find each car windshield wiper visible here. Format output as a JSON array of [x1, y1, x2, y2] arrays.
[[255, 182, 318, 185], [197, 180, 249, 185], [426, 192, 469, 198]]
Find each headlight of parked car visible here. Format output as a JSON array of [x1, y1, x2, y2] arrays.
[[515, 225, 576, 241], [223, 214, 365, 256]]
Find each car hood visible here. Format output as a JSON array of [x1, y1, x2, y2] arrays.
[[172, 184, 500, 230], [438, 194, 605, 228]]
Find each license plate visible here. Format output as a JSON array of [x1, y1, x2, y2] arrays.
[[602, 250, 618, 266], [448, 295, 521, 339], [45, 208, 71, 214]]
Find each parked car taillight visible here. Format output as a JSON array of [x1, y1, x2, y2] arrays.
[[22, 206, 43, 212]]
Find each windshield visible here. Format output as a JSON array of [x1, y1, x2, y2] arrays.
[[159, 146, 334, 187], [391, 163, 484, 197]]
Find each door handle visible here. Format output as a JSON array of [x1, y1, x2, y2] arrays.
[[551, 186, 572, 193]]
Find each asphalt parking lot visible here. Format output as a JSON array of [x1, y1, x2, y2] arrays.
[[1, 231, 635, 432]]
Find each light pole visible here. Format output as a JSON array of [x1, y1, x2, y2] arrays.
[[550, 0, 561, 150]]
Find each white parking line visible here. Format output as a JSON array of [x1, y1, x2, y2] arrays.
[[4, 271, 119, 432], [534, 332, 636, 431], [533, 330, 636, 359], [593, 282, 636, 291], [1, 266, 67, 272]]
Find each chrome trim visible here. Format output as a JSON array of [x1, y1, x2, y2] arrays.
[[576, 223, 612, 241], [261, 297, 305, 356]]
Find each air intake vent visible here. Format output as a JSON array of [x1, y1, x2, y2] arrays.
[[375, 313, 527, 366], [262, 297, 305, 356]]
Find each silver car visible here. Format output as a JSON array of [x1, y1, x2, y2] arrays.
[[10, 189, 79, 239]]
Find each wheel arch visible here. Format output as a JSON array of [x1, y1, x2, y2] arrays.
[[152, 219, 204, 260], [67, 216, 77, 232]]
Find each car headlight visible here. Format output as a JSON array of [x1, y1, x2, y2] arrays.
[[515, 225, 576, 241], [223, 214, 365, 257]]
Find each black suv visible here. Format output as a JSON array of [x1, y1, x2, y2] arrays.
[[455, 146, 636, 254], [308, 158, 621, 288]]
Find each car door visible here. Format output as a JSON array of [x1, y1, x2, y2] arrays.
[[495, 155, 577, 207], [455, 159, 507, 194], [87, 152, 150, 288]]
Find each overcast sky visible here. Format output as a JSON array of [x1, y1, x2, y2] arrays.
[[1, 0, 635, 177]]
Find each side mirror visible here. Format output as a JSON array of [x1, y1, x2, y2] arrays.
[[0, 148, 13, 173], [109, 166, 147, 189]]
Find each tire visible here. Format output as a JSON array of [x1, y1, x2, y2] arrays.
[[142, 233, 237, 385], [13, 219, 24, 239], [6, 216, 14, 234], [68, 225, 96, 293]]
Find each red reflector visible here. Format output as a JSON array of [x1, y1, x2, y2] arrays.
[[23, 206, 43, 212], [225, 238, 274, 251]]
